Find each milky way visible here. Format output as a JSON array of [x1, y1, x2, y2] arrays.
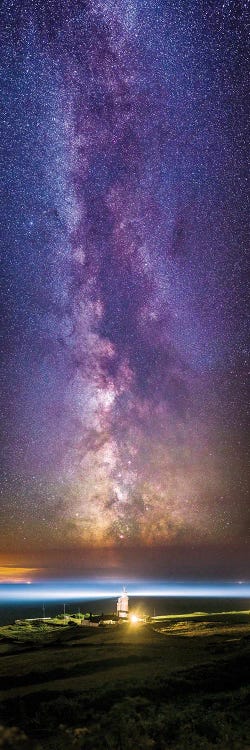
[[1, 0, 249, 579]]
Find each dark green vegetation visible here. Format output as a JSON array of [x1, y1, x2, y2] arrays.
[[0, 611, 249, 749]]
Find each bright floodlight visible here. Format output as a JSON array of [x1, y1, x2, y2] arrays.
[[130, 614, 139, 623]]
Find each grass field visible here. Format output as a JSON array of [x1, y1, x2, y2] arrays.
[[0, 610, 249, 749]]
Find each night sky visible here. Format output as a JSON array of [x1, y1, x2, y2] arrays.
[[1, 0, 249, 584]]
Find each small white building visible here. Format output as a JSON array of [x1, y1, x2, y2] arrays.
[[117, 587, 129, 618]]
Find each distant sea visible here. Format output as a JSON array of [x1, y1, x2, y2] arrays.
[[0, 597, 249, 626]]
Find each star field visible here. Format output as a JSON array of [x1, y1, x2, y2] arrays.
[[0, 0, 249, 580]]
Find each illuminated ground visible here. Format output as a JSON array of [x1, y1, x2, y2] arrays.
[[0, 611, 250, 749]]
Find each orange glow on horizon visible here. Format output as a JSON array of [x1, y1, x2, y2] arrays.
[[0, 566, 41, 583]]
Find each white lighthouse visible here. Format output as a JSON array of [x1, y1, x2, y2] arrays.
[[117, 587, 129, 618]]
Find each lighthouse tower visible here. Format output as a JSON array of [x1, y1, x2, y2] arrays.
[[117, 587, 129, 618]]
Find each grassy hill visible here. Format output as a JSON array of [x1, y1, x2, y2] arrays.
[[0, 610, 249, 749]]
